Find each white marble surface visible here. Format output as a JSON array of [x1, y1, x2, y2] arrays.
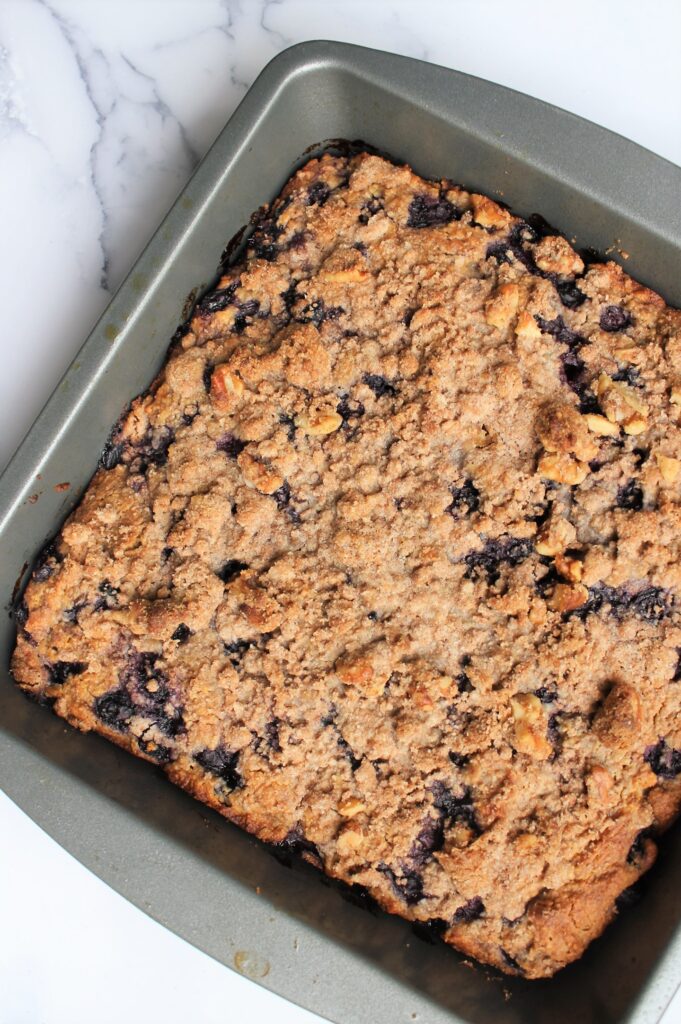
[[2, 1, 681, 1022]]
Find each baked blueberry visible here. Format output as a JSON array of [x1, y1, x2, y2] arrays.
[[195, 745, 243, 789], [453, 896, 485, 923], [407, 192, 458, 229], [600, 305, 632, 332]]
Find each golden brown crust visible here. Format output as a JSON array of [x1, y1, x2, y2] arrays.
[[12, 151, 681, 978]]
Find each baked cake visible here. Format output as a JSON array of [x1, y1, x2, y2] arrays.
[[12, 151, 681, 978]]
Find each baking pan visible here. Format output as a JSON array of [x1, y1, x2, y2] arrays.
[[2, 41, 681, 1024]]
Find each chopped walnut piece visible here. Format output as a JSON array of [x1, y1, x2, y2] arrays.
[[596, 373, 648, 435], [515, 310, 542, 340], [211, 365, 244, 406], [485, 283, 520, 329], [237, 450, 284, 494], [584, 413, 619, 437], [536, 403, 598, 462], [339, 798, 366, 818], [537, 453, 589, 486], [548, 583, 589, 612], [656, 452, 681, 483], [535, 515, 577, 556], [297, 410, 343, 436], [510, 693, 552, 759], [554, 553, 583, 583], [585, 763, 614, 806]]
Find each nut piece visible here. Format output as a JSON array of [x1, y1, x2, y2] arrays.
[[485, 283, 519, 329], [585, 762, 614, 806], [536, 402, 598, 461], [336, 827, 364, 854], [596, 373, 649, 435], [670, 383, 681, 405], [592, 683, 642, 748], [515, 310, 542, 340], [535, 515, 577, 556], [656, 452, 681, 483], [537, 453, 589, 486], [510, 693, 553, 760], [297, 411, 343, 436], [471, 194, 512, 230], [548, 582, 589, 612], [211, 365, 244, 406], [554, 552, 583, 583], [319, 267, 369, 284], [584, 413, 619, 437], [338, 798, 365, 818], [236, 450, 284, 495]]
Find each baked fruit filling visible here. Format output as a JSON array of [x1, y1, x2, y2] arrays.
[[12, 150, 681, 978]]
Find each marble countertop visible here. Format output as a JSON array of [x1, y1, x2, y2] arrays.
[[2, 1, 681, 1022]]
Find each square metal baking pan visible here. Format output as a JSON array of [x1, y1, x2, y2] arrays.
[[2, 41, 681, 1024]]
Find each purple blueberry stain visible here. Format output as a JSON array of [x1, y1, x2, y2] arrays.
[[569, 583, 672, 623], [464, 536, 533, 585], [32, 540, 63, 582], [63, 599, 87, 625], [93, 579, 119, 612], [196, 280, 239, 316], [627, 827, 654, 865], [358, 195, 384, 224], [431, 780, 481, 837], [99, 438, 124, 471], [453, 896, 485, 923], [448, 751, 470, 768], [644, 739, 681, 779], [171, 623, 191, 644], [617, 480, 644, 511], [296, 299, 344, 329], [224, 639, 251, 667], [279, 412, 297, 442], [336, 394, 366, 425], [138, 737, 173, 763], [612, 365, 641, 388], [555, 280, 587, 309], [265, 717, 282, 752], [377, 863, 425, 905], [446, 480, 481, 518], [195, 745, 243, 790], [306, 181, 331, 206], [500, 949, 524, 975], [600, 305, 632, 332], [407, 191, 459, 229], [217, 560, 249, 584], [363, 374, 397, 399], [47, 660, 87, 685], [94, 687, 136, 732], [215, 432, 247, 459], [486, 222, 585, 312], [272, 481, 301, 525], [535, 685, 557, 704]]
